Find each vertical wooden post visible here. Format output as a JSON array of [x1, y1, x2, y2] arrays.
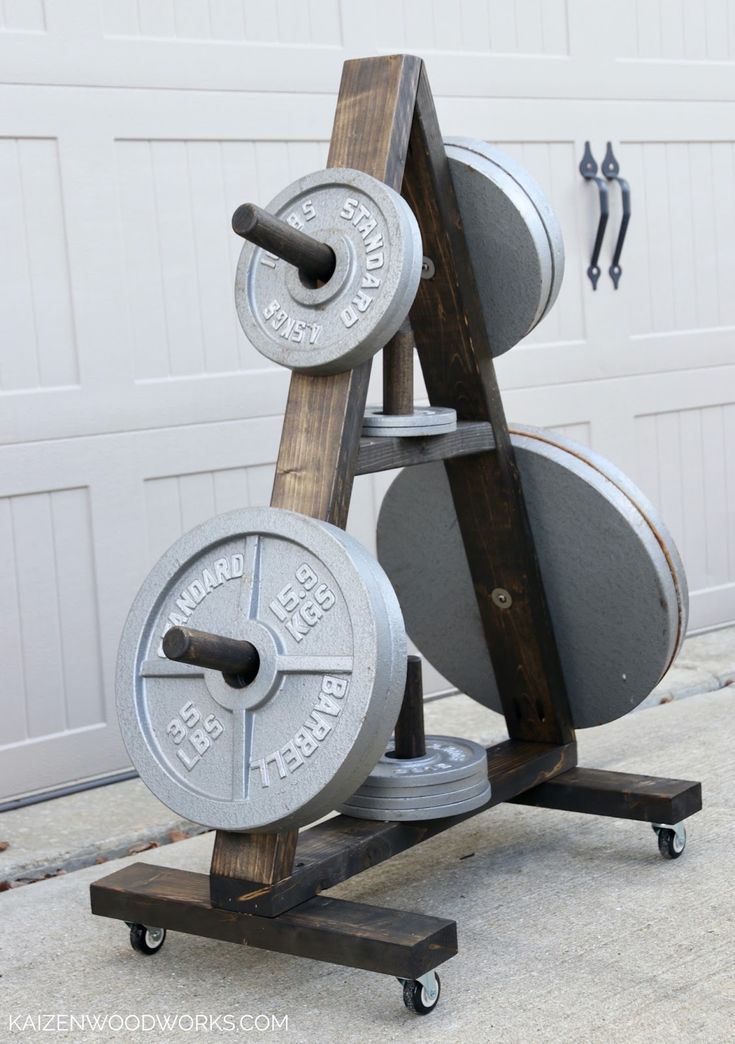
[[210, 55, 423, 903]]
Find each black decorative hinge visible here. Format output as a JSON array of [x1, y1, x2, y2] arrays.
[[579, 142, 609, 290], [601, 143, 631, 289]]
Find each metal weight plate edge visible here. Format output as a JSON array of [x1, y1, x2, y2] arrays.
[[445, 137, 565, 351], [446, 137, 566, 325], [509, 424, 689, 665], [318, 522, 408, 801]]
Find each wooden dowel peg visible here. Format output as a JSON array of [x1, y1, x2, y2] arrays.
[[392, 655, 426, 760], [382, 317, 415, 416], [232, 203, 336, 284], [163, 626, 260, 688]]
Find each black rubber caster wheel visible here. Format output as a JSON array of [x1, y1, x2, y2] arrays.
[[129, 923, 167, 955], [401, 973, 441, 1015], [653, 824, 686, 860]]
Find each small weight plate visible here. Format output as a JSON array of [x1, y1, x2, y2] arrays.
[[445, 138, 565, 356], [337, 734, 490, 822], [340, 783, 491, 822], [117, 508, 406, 832], [362, 405, 457, 438], [235, 168, 422, 375], [377, 426, 688, 729], [344, 777, 490, 811], [357, 735, 488, 788]]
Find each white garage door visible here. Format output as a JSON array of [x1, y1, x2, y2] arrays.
[[1, 0, 733, 799]]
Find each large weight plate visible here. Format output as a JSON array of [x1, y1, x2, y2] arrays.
[[117, 508, 406, 832], [377, 426, 688, 729], [235, 168, 422, 375], [445, 138, 565, 357]]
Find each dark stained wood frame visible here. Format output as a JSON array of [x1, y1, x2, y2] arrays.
[[91, 54, 702, 983]]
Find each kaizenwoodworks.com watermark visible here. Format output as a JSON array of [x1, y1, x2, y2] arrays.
[[7, 1013, 288, 1033]]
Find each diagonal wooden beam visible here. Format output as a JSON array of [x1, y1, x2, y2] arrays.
[[401, 67, 575, 746]]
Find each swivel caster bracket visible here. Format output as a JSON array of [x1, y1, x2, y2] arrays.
[[652, 821, 687, 859], [398, 969, 441, 1015]]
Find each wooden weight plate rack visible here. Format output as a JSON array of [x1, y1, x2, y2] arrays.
[[91, 55, 702, 1001]]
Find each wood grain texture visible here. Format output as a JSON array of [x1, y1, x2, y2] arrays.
[[210, 830, 297, 895], [510, 766, 703, 823], [382, 317, 415, 415], [91, 863, 457, 979], [270, 54, 422, 527], [401, 66, 574, 746], [212, 55, 423, 899], [356, 420, 494, 475], [205, 739, 577, 916]]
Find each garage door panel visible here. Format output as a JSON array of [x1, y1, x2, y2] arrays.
[[620, 140, 726, 336], [634, 404, 735, 595], [0, 486, 103, 744], [0, 498, 28, 745], [494, 140, 587, 349], [548, 421, 592, 446], [0, 136, 79, 392], [616, 0, 733, 63], [116, 136, 331, 383], [374, 0, 570, 58], [1, 0, 45, 33], [2, 724, 128, 800], [143, 462, 280, 564]]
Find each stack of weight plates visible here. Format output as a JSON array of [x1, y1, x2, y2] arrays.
[[338, 735, 491, 822]]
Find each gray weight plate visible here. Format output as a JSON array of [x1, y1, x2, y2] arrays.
[[117, 507, 406, 832], [337, 734, 490, 821], [445, 138, 565, 356], [377, 426, 688, 729], [344, 777, 490, 811], [356, 735, 488, 789], [515, 425, 688, 661], [235, 168, 422, 375], [340, 782, 491, 822], [357, 776, 488, 801], [362, 405, 457, 438]]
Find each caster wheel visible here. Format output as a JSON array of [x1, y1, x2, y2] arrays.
[[401, 972, 441, 1015], [129, 923, 167, 955], [653, 823, 686, 860]]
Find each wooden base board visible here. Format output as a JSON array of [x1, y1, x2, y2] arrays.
[[90, 751, 702, 980], [90, 862, 457, 980], [510, 766, 702, 823], [208, 739, 576, 917]]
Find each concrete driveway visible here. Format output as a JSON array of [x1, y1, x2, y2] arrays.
[[1, 687, 733, 1043]]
